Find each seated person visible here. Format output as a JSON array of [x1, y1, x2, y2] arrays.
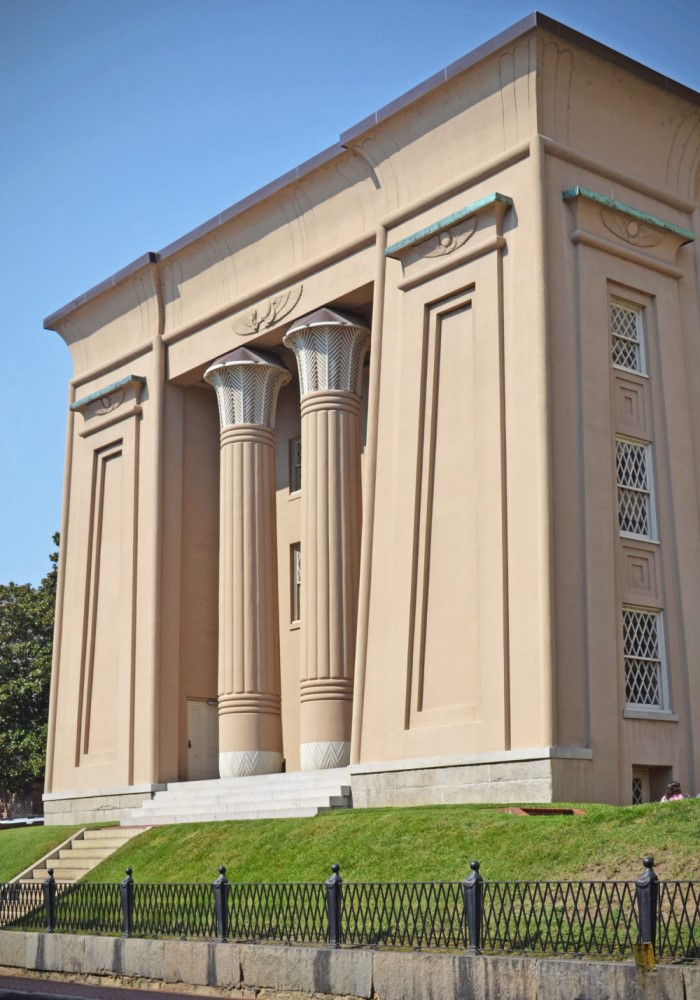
[[660, 781, 688, 801]]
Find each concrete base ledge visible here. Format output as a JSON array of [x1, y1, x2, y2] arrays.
[[0, 932, 697, 999]]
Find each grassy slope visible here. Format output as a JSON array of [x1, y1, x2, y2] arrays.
[[84, 799, 700, 884], [0, 825, 86, 882]]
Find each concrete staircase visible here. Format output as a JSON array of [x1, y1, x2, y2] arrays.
[[121, 767, 352, 825], [16, 826, 147, 885]]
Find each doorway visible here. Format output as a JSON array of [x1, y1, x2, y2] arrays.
[[187, 699, 219, 780]]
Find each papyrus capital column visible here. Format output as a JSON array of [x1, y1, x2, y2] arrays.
[[204, 347, 290, 777], [284, 309, 370, 770]]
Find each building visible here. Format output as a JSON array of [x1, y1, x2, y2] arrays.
[[42, 13, 700, 823]]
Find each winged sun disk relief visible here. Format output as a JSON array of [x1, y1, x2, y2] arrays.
[[90, 390, 124, 416], [232, 285, 304, 337], [403, 216, 477, 265], [601, 209, 662, 248]]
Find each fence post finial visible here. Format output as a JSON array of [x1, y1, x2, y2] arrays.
[[119, 866, 135, 938], [212, 865, 229, 943], [635, 855, 659, 954], [325, 863, 343, 948], [42, 868, 56, 933], [462, 860, 483, 954]]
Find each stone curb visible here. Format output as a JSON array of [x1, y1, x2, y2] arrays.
[[0, 932, 697, 999]]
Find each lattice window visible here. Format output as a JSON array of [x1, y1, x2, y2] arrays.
[[290, 437, 302, 492], [623, 608, 667, 709], [611, 300, 645, 373], [616, 438, 654, 537], [632, 776, 643, 805], [291, 543, 301, 623]]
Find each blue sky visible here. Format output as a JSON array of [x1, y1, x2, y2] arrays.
[[2, 0, 699, 585]]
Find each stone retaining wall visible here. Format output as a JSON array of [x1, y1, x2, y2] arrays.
[[0, 932, 697, 999]]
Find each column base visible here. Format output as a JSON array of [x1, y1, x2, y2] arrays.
[[300, 741, 351, 771], [219, 750, 283, 778]]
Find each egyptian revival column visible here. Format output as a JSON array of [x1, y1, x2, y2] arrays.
[[204, 347, 291, 778], [284, 308, 370, 770]]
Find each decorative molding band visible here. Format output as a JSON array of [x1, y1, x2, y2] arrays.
[[232, 284, 304, 337], [204, 352, 291, 429], [78, 404, 143, 438], [284, 323, 370, 396], [397, 234, 505, 293], [300, 678, 354, 703], [385, 193, 513, 258], [43, 783, 165, 802], [300, 741, 351, 771], [299, 390, 361, 418], [562, 186, 695, 243], [349, 746, 594, 776], [219, 750, 283, 778], [70, 375, 146, 413], [218, 692, 282, 715], [570, 230, 686, 279], [219, 424, 275, 449]]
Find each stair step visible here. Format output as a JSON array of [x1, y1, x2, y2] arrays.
[[129, 794, 350, 817], [60, 847, 114, 858], [72, 837, 136, 849], [16, 826, 147, 887], [33, 866, 91, 881], [123, 807, 323, 825], [133, 790, 351, 812], [82, 828, 139, 840], [46, 856, 102, 869], [165, 767, 350, 793]]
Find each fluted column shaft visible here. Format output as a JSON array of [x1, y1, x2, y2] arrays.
[[218, 424, 281, 775], [204, 350, 290, 777], [284, 310, 369, 770]]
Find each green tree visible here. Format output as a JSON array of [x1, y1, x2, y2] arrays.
[[0, 535, 58, 792]]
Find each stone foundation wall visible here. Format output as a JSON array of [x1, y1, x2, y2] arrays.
[[0, 932, 695, 1000], [349, 750, 596, 808], [43, 786, 164, 825], [350, 758, 554, 808]]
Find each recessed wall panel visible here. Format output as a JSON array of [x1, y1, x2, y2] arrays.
[[418, 303, 477, 715], [83, 447, 123, 757], [407, 282, 507, 737]]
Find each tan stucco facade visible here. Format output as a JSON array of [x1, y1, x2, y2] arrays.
[[43, 15, 700, 818]]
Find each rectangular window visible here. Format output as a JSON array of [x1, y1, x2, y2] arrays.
[[611, 299, 645, 374], [623, 608, 667, 710], [291, 543, 301, 623], [290, 437, 302, 493], [616, 438, 654, 538]]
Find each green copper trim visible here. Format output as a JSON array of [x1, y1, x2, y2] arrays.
[[562, 186, 694, 242], [385, 192, 513, 257], [71, 375, 147, 411]]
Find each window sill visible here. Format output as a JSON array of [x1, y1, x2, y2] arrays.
[[290, 620, 300, 631], [613, 365, 649, 380], [619, 533, 659, 545], [623, 708, 678, 722], [289, 490, 301, 500]]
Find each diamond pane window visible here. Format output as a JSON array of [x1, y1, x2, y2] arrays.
[[616, 439, 653, 537], [623, 608, 666, 709], [611, 301, 645, 373], [632, 776, 643, 805]]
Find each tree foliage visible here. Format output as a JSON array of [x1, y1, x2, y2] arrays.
[[0, 535, 58, 791]]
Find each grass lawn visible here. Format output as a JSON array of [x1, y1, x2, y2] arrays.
[[0, 825, 86, 882], [79, 799, 700, 885]]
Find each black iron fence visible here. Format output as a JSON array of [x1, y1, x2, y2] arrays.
[[0, 856, 697, 961]]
